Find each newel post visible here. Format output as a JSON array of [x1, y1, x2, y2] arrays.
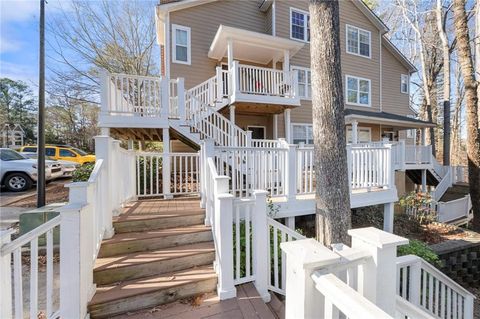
[[94, 135, 115, 238], [201, 139, 215, 210], [59, 183, 95, 319], [100, 70, 110, 114], [281, 239, 340, 319], [284, 142, 297, 200], [0, 229, 14, 319], [346, 144, 353, 194], [161, 76, 170, 119], [177, 78, 185, 121], [252, 190, 270, 302], [349, 227, 408, 316], [214, 175, 236, 300], [231, 60, 239, 101], [216, 66, 223, 101]]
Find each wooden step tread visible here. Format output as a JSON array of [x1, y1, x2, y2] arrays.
[[113, 210, 204, 222], [89, 265, 216, 306], [102, 225, 211, 245], [94, 242, 215, 271]]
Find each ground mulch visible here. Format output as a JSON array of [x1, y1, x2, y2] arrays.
[[5, 183, 69, 208]]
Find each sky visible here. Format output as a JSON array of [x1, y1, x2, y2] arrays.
[[0, 0, 70, 87]]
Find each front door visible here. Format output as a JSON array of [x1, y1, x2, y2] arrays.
[[247, 126, 266, 139]]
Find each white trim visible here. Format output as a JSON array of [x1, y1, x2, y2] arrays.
[[289, 7, 309, 43], [172, 24, 191, 65], [379, 31, 382, 111], [291, 65, 311, 100], [345, 75, 371, 107], [247, 125, 267, 139], [401, 74, 409, 94], [291, 123, 313, 144], [345, 24, 372, 59], [165, 14, 171, 77]]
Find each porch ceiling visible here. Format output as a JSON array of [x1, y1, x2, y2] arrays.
[[208, 25, 305, 65], [345, 109, 436, 130]]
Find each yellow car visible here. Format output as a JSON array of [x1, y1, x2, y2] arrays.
[[20, 145, 95, 165]]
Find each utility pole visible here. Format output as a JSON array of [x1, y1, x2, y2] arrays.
[[37, 0, 46, 208]]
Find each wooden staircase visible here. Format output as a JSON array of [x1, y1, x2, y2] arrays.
[[88, 199, 217, 318]]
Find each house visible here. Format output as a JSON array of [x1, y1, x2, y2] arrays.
[[1, 1, 473, 319]]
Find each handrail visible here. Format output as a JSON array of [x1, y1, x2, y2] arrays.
[[395, 296, 436, 319], [0, 216, 61, 256], [267, 217, 305, 240], [88, 159, 104, 183], [312, 272, 393, 319]]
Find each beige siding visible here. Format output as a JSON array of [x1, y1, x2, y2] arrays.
[[381, 46, 413, 116], [265, 5, 273, 35], [169, 1, 267, 89], [236, 113, 274, 139]]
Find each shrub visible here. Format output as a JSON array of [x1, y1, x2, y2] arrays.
[[398, 239, 441, 267], [399, 192, 437, 224], [72, 162, 95, 182]]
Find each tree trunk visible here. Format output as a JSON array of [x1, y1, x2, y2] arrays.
[[453, 0, 480, 231], [436, 0, 451, 165], [309, 0, 351, 245]]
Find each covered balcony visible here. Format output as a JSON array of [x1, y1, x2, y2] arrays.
[[208, 25, 304, 109]]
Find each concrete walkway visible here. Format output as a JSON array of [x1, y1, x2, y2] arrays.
[[0, 206, 30, 230]]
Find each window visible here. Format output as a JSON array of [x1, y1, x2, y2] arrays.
[[401, 74, 409, 93], [292, 66, 312, 99], [346, 25, 371, 58], [290, 8, 310, 42], [172, 24, 191, 64], [22, 147, 37, 153], [346, 75, 371, 106], [46, 148, 56, 156], [346, 127, 371, 143], [292, 124, 313, 144], [59, 149, 76, 157]]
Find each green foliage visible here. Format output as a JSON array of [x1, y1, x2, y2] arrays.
[[233, 220, 252, 278], [267, 195, 279, 217], [137, 157, 162, 194], [72, 162, 95, 182], [399, 192, 437, 224], [398, 239, 441, 267]]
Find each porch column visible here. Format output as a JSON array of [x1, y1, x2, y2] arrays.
[[413, 129, 417, 145], [284, 108, 291, 142], [421, 127, 427, 146], [162, 128, 173, 199], [273, 114, 278, 139], [283, 49, 290, 72], [421, 169, 427, 193], [227, 39, 234, 70], [383, 202, 394, 233], [351, 120, 358, 144], [229, 104, 236, 124], [286, 217, 295, 230], [127, 140, 134, 150]]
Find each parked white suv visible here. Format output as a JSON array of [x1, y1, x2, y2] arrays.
[[0, 148, 57, 192]]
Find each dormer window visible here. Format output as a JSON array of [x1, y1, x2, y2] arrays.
[[346, 25, 371, 58], [290, 8, 310, 42]]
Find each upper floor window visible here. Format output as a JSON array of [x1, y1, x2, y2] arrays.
[[292, 124, 313, 144], [401, 74, 409, 93], [290, 8, 310, 42], [292, 66, 311, 99], [346, 75, 371, 107], [346, 25, 371, 58], [172, 24, 191, 65]]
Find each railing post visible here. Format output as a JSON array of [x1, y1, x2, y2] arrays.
[[349, 227, 408, 316], [346, 144, 353, 194], [291, 69, 298, 98], [386, 144, 394, 189], [231, 61, 239, 101], [246, 130, 252, 147], [162, 128, 173, 199], [408, 260, 422, 306], [283, 141, 297, 199], [161, 76, 170, 119], [281, 239, 341, 319], [94, 135, 115, 238], [100, 70, 110, 114], [59, 185, 95, 319], [0, 229, 14, 319], [216, 66, 223, 101], [399, 140, 406, 170], [201, 139, 215, 211], [177, 78, 185, 121], [214, 176, 236, 300], [252, 190, 270, 302]]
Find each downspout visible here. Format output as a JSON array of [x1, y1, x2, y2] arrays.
[[379, 32, 382, 112], [165, 12, 171, 79], [272, 0, 276, 36]]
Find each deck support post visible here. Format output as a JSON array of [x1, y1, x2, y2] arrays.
[[0, 230, 13, 319], [162, 128, 173, 199], [349, 228, 408, 316], [383, 202, 394, 233], [273, 114, 278, 139], [252, 190, 271, 302], [421, 169, 427, 193], [351, 120, 358, 144], [281, 239, 340, 319], [284, 109, 291, 142], [286, 217, 295, 230]]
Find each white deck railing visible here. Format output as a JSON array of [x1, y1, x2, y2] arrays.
[[349, 145, 393, 190], [433, 167, 452, 201], [136, 152, 200, 197], [397, 255, 474, 319], [405, 145, 433, 165], [452, 166, 468, 183], [251, 139, 281, 148], [437, 195, 472, 223], [1, 219, 61, 319]]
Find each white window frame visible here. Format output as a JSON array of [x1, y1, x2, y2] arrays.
[[291, 66, 312, 100], [346, 126, 372, 143], [345, 75, 371, 107], [291, 123, 313, 145], [172, 24, 191, 65], [247, 125, 267, 139], [401, 74, 409, 94], [346, 24, 371, 59], [290, 7, 310, 43]]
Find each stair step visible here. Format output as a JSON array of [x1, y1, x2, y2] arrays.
[[94, 242, 215, 285], [98, 225, 213, 258], [88, 266, 217, 319], [113, 211, 205, 233]]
